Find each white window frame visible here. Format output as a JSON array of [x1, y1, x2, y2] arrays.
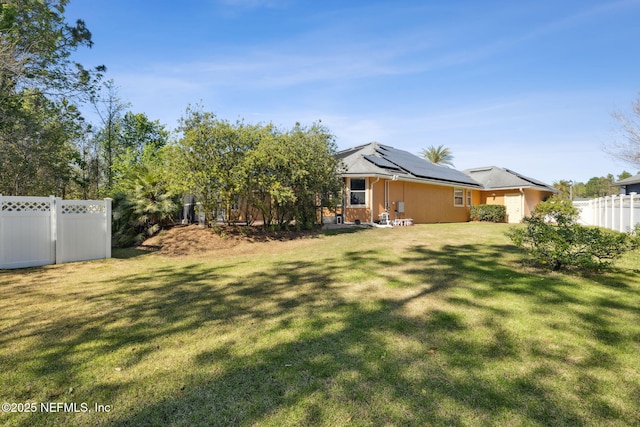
[[466, 189, 473, 207], [349, 178, 367, 208], [454, 188, 464, 207]]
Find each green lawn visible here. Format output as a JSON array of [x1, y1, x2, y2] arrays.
[[1, 223, 639, 426]]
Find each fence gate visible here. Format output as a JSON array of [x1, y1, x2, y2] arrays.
[[0, 195, 112, 269]]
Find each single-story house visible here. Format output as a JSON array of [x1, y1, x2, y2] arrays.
[[464, 166, 560, 223], [615, 173, 640, 195], [335, 142, 558, 224], [336, 142, 482, 224]]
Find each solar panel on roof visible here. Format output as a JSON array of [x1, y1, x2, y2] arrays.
[[504, 169, 550, 188], [363, 155, 402, 171], [375, 145, 479, 186]]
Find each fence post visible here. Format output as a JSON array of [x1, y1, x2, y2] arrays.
[[53, 196, 62, 264], [631, 192, 637, 234], [619, 194, 624, 232], [603, 196, 608, 230], [611, 196, 616, 230], [604, 196, 615, 230], [597, 197, 602, 227], [105, 198, 112, 259], [611, 195, 617, 230]]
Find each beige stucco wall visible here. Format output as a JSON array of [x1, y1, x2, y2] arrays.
[[523, 188, 550, 216], [478, 189, 555, 217], [344, 177, 473, 224]]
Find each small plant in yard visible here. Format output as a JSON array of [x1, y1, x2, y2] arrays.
[[211, 225, 227, 239], [507, 199, 640, 271], [469, 204, 506, 222], [530, 197, 579, 225]]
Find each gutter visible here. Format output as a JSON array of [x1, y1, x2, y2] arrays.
[[342, 173, 481, 190], [480, 184, 559, 193]]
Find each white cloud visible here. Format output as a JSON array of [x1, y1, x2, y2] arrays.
[[72, 0, 639, 186]]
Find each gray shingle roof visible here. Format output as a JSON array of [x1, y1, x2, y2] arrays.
[[615, 173, 640, 186], [463, 166, 559, 193], [337, 142, 481, 187]]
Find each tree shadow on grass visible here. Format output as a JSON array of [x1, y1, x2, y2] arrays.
[[320, 226, 372, 236], [111, 247, 160, 259], [4, 242, 640, 426]]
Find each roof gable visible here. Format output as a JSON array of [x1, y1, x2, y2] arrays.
[[464, 166, 558, 193]]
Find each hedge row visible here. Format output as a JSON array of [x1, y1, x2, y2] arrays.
[[469, 204, 506, 223]]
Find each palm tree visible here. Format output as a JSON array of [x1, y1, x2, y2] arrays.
[[420, 145, 454, 167], [111, 165, 180, 247]]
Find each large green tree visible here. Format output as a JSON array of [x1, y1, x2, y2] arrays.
[[107, 111, 175, 247], [169, 107, 343, 229], [120, 112, 169, 161], [243, 125, 295, 227], [584, 175, 616, 198], [85, 81, 170, 197], [554, 171, 637, 200], [617, 170, 633, 181], [0, 0, 104, 196], [170, 107, 258, 223], [108, 111, 169, 194], [0, 92, 85, 196], [241, 123, 343, 229], [553, 180, 574, 200], [0, 0, 104, 99], [286, 122, 343, 229]]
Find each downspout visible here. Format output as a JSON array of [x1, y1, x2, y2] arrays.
[[385, 180, 389, 211], [519, 188, 525, 220], [370, 177, 380, 223]]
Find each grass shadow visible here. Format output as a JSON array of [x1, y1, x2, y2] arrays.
[[3, 233, 640, 426], [111, 247, 159, 259], [320, 225, 375, 236]]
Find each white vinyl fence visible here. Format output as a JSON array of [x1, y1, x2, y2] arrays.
[[0, 195, 112, 269], [573, 193, 639, 233]]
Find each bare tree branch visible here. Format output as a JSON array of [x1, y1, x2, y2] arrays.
[[606, 96, 640, 167]]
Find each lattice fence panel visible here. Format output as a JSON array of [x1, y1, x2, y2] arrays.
[[1, 196, 112, 269], [1, 200, 51, 212], [61, 203, 106, 215]]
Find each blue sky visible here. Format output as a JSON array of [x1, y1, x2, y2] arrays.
[[65, 0, 640, 184]]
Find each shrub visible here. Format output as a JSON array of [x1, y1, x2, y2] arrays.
[[470, 204, 506, 223], [507, 203, 640, 271], [112, 168, 180, 247], [531, 197, 579, 226]]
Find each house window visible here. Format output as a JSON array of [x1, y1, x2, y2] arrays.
[[349, 178, 366, 207], [466, 189, 473, 207], [454, 189, 464, 207]]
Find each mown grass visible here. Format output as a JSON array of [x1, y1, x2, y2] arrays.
[[1, 223, 639, 426]]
